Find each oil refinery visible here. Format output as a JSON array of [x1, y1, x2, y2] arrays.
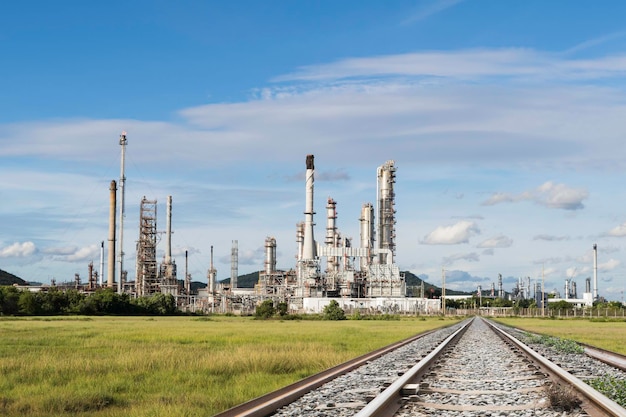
[[13, 133, 604, 315]]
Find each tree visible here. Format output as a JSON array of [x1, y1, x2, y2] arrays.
[[255, 300, 276, 319], [322, 300, 346, 320], [0, 286, 20, 315], [18, 290, 37, 315], [276, 302, 288, 316]]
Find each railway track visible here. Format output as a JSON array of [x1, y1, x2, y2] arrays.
[[215, 317, 626, 417]]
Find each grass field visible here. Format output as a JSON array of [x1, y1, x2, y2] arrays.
[[0, 315, 460, 416], [493, 317, 626, 355]]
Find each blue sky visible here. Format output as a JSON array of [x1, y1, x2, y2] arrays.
[[2, 1, 626, 301]]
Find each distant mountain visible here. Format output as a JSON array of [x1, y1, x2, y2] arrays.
[[216, 270, 471, 297], [403, 270, 471, 297], [0, 269, 27, 286]]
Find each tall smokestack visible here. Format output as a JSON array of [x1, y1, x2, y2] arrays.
[[99, 240, 104, 287], [165, 195, 172, 264], [593, 243, 598, 300], [302, 155, 317, 260], [107, 180, 117, 288]]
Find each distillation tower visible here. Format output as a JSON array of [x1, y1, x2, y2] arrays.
[[135, 197, 158, 296], [377, 161, 396, 264], [160, 195, 178, 296]]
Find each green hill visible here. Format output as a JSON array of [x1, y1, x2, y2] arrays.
[[0, 269, 27, 286], [220, 271, 259, 288], [219, 270, 471, 297]]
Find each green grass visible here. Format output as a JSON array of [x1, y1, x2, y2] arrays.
[[0, 315, 460, 416], [493, 317, 626, 354]]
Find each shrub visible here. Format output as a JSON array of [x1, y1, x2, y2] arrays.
[[322, 300, 346, 320], [255, 300, 275, 319]]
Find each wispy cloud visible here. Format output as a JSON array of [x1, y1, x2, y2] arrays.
[[401, 0, 465, 25], [564, 31, 626, 55], [477, 235, 513, 249], [274, 48, 626, 83], [533, 234, 571, 241], [443, 251, 480, 265]]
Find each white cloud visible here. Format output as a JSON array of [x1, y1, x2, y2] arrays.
[[0, 242, 36, 258], [483, 182, 588, 210], [421, 221, 480, 245], [599, 258, 620, 272], [62, 245, 100, 263], [536, 181, 588, 210], [477, 235, 513, 249], [607, 222, 626, 237]]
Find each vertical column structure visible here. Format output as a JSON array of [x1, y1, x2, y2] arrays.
[[359, 203, 374, 271], [184, 250, 190, 295], [165, 196, 172, 264], [302, 155, 317, 261], [208, 246, 217, 294], [99, 241, 104, 287], [376, 161, 396, 265], [264, 237, 277, 276], [325, 198, 338, 272], [593, 243, 598, 300], [118, 132, 128, 294], [160, 195, 178, 295], [231, 240, 238, 289], [135, 197, 158, 296], [107, 180, 117, 288], [498, 273, 503, 298]]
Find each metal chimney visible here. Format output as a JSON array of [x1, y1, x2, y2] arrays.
[[302, 155, 317, 260], [107, 180, 117, 288]]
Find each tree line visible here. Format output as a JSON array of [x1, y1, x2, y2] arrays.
[[0, 286, 177, 316]]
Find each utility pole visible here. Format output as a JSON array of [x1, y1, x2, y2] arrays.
[[542, 264, 545, 317], [442, 266, 446, 316]]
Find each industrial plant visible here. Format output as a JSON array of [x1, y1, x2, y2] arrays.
[[11, 133, 606, 315]]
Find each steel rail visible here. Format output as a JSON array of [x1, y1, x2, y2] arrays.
[[213, 322, 461, 417], [581, 343, 626, 372], [353, 318, 473, 417], [487, 319, 626, 417]]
